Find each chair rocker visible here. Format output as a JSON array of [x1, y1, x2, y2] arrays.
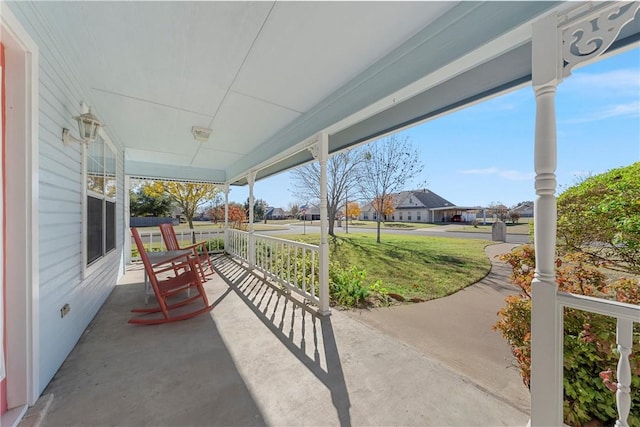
[[129, 227, 213, 325], [159, 223, 215, 282]]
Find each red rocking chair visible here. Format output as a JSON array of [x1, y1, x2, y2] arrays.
[[129, 227, 213, 325], [159, 223, 215, 282]]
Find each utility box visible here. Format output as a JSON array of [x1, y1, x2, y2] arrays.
[[492, 220, 507, 242]]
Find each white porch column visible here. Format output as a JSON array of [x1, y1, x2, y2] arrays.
[[530, 4, 640, 424], [531, 13, 562, 426], [124, 175, 131, 266], [221, 183, 229, 253], [310, 133, 330, 316], [247, 171, 257, 268]]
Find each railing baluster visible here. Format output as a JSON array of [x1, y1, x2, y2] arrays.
[[616, 318, 633, 427], [294, 247, 299, 290], [302, 248, 307, 293], [311, 250, 316, 297], [287, 244, 291, 285]]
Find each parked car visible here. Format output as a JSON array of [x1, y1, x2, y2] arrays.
[[451, 214, 462, 222]]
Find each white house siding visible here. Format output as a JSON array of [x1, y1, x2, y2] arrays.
[[8, 2, 126, 395]]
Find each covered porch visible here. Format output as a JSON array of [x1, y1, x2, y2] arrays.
[[2, 1, 639, 426], [29, 255, 528, 426]]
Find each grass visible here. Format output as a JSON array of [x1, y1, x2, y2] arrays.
[[277, 232, 492, 301], [345, 220, 438, 230], [454, 221, 531, 235], [172, 222, 289, 232]]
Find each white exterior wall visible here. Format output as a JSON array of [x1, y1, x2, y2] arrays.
[[8, 2, 126, 395]]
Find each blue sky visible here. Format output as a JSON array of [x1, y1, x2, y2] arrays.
[[229, 47, 640, 209]]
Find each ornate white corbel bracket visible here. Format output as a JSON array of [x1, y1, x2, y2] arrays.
[[219, 183, 229, 195], [308, 143, 320, 161], [562, 2, 640, 77]]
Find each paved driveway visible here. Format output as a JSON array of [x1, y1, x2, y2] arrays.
[[345, 242, 532, 413]]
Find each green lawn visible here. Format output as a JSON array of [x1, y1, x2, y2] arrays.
[[278, 232, 493, 301], [453, 222, 531, 235], [345, 220, 439, 230], [172, 222, 289, 232]]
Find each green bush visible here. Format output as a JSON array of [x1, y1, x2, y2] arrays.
[[329, 265, 370, 307], [495, 246, 640, 426], [205, 237, 224, 252]]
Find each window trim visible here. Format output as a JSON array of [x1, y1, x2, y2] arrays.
[[83, 130, 118, 279]]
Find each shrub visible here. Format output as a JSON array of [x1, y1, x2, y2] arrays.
[[369, 280, 393, 306], [329, 265, 370, 307], [495, 245, 640, 426]]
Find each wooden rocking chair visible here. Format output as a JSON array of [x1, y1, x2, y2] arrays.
[[159, 223, 215, 282], [129, 227, 213, 325]]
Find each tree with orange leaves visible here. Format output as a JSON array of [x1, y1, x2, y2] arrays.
[[344, 202, 361, 223], [372, 195, 395, 219]]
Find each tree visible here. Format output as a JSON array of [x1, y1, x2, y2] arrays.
[[208, 206, 225, 224], [143, 181, 218, 240], [206, 202, 246, 229], [129, 187, 174, 217], [557, 162, 640, 274], [344, 201, 361, 223], [358, 135, 424, 243], [508, 210, 521, 224], [226, 202, 247, 229], [488, 201, 509, 222], [290, 148, 364, 236], [288, 203, 299, 219], [244, 198, 267, 222], [372, 194, 395, 220]]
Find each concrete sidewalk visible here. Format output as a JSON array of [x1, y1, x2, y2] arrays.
[[347, 242, 530, 413], [28, 251, 529, 427]]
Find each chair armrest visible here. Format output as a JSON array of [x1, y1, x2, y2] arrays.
[[180, 241, 209, 252]]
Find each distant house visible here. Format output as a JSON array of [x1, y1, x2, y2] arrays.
[[359, 189, 479, 223], [265, 207, 287, 220], [299, 204, 321, 221], [510, 201, 534, 217]]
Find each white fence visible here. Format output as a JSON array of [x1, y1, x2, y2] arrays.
[[557, 292, 639, 426]]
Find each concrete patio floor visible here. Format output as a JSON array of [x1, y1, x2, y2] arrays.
[[30, 254, 530, 427]]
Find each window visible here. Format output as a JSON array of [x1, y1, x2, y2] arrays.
[[86, 135, 116, 266], [364, 213, 369, 220], [408, 212, 412, 221], [417, 212, 421, 221], [399, 212, 403, 220]]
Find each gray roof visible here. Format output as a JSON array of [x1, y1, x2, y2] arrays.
[[398, 189, 456, 210]]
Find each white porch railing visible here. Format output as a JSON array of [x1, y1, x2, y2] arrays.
[[557, 292, 639, 426], [226, 229, 321, 307], [130, 227, 225, 259], [226, 228, 250, 261]]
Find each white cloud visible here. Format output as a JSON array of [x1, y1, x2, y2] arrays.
[[457, 167, 498, 175], [457, 167, 534, 181], [562, 101, 640, 124], [565, 69, 640, 94]]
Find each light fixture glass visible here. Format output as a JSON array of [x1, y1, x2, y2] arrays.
[[63, 107, 104, 146]]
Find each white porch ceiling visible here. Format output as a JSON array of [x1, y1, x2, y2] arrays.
[[10, 1, 640, 185]]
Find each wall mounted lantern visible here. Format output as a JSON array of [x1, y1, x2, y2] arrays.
[[62, 107, 104, 146]]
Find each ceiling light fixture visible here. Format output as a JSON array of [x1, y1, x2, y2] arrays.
[[191, 126, 212, 142]]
